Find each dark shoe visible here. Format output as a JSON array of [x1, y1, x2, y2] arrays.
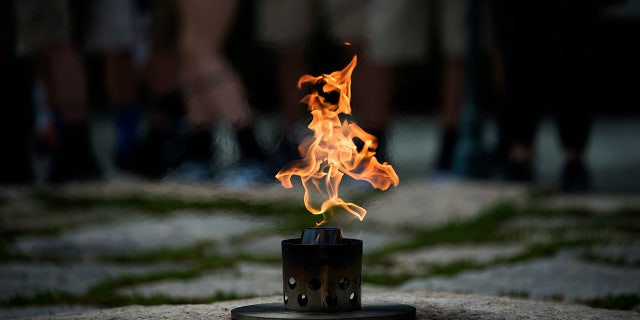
[[504, 159, 533, 183], [117, 128, 173, 180], [561, 159, 591, 193], [117, 123, 187, 180], [435, 128, 458, 172], [48, 123, 101, 183]]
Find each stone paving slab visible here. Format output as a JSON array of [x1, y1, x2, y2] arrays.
[[220, 235, 284, 258], [401, 250, 640, 302], [118, 263, 282, 299], [588, 245, 640, 264], [24, 291, 640, 320], [0, 262, 183, 301], [365, 180, 525, 229], [12, 211, 268, 259], [390, 244, 526, 274], [539, 194, 640, 212]]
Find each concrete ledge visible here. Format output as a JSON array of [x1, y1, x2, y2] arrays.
[[27, 291, 639, 320]]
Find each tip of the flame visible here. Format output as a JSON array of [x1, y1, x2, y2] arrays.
[[344, 41, 351, 46]]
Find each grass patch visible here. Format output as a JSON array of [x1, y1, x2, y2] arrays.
[[411, 201, 518, 245], [583, 294, 640, 310], [33, 190, 304, 216], [103, 243, 280, 269], [101, 242, 216, 264], [362, 260, 488, 286], [428, 260, 483, 276], [366, 201, 519, 263]]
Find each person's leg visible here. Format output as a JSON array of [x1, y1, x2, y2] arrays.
[[177, 0, 251, 127], [549, 2, 594, 192], [434, 0, 464, 172], [436, 60, 464, 173], [85, 0, 141, 166], [36, 43, 100, 182], [492, 0, 542, 182], [105, 51, 140, 162], [176, 0, 267, 183], [255, 0, 314, 169]]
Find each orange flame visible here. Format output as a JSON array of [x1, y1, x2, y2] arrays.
[[276, 55, 399, 225]]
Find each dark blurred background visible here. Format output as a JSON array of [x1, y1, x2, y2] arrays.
[[1, 0, 639, 192]]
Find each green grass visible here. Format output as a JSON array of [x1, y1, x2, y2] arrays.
[[33, 190, 304, 216], [4, 188, 640, 310], [583, 294, 640, 310], [365, 201, 519, 264]]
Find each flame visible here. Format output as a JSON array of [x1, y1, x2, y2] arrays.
[[276, 55, 399, 225]]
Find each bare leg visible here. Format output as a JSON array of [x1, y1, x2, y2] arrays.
[[36, 44, 88, 124], [105, 51, 136, 104], [37, 44, 100, 182], [435, 56, 464, 171], [176, 0, 252, 129], [175, 0, 267, 173]]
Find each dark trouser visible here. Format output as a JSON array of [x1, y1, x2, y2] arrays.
[[492, 0, 594, 155]]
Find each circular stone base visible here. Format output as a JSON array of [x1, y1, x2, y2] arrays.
[[231, 302, 416, 319]]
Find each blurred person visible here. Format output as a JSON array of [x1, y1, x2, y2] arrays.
[[13, 0, 100, 183], [491, 0, 604, 192], [121, 0, 184, 179], [84, 0, 141, 175], [257, 0, 428, 167], [433, 0, 499, 177], [362, 0, 429, 163], [172, 0, 268, 183], [120, 0, 268, 183]]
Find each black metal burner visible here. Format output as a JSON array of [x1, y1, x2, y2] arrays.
[[231, 228, 415, 319]]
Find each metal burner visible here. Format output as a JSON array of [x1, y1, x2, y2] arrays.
[[231, 228, 415, 319], [283, 229, 361, 312]]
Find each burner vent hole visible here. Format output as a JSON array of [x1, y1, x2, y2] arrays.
[[308, 279, 321, 291], [288, 277, 296, 289], [283, 291, 288, 304], [297, 293, 308, 307], [349, 292, 357, 305], [339, 277, 349, 290]]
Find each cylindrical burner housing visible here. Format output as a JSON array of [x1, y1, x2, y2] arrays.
[[282, 229, 362, 312]]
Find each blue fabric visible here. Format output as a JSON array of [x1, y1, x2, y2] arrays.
[[114, 104, 141, 156]]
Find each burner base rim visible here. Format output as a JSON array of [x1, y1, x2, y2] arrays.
[[231, 302, 416, 319]]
